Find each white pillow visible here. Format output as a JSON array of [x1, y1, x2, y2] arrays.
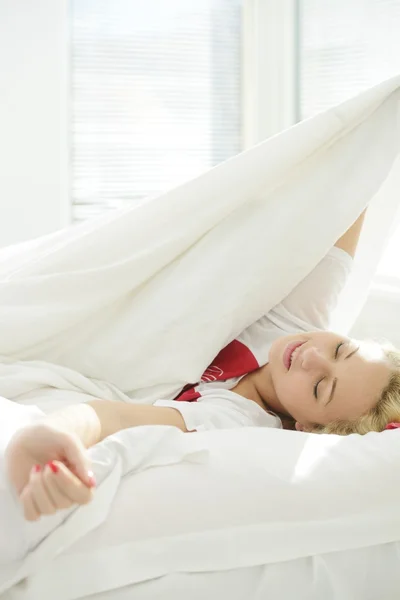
[[3, 425, 399, 600], [47, 545, 400, 600]]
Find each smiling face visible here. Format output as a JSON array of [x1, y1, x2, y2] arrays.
[[266, 331, 392, 431]]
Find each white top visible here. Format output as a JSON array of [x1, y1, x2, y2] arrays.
[[155, 247, 352, 432]]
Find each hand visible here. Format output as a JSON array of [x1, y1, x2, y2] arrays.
[[5, 422, 95, 502], [20, 460, 94, 521]]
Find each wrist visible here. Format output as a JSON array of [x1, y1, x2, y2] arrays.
[[44, 403, 101, 449]]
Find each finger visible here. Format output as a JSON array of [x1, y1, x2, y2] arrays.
[[19, 466, 43, 521], [60, 433, 96, 488], [21, 492, 41, 522], [20, 485, 41, 522], [41, 463, 74, 511], [28, 465, 58, 517], [49, 461, 94, 506]]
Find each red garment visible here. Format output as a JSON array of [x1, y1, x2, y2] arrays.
[[175, 339, 259, 402]]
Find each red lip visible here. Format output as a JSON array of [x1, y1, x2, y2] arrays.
[[283, 341, 305, 370]]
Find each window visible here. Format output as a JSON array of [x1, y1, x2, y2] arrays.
[[297, 0, 400, 282], [70, 0, 243, 222]]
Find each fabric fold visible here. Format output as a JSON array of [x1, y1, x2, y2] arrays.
[[0, 76, 398, 400], [2, 425, 400, 599], [1, 76, 400, 598]]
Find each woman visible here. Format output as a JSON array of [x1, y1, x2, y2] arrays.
[[5, 209, 400, 520]]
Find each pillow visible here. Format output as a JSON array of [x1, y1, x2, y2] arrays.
[[2, 424, 399, 599]]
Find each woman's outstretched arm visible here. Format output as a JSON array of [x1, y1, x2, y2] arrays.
[[47, 400, 190, 449], [334, 209, 367, 258], [6, 401, 190, 520]]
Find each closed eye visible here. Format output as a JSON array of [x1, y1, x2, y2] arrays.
[[334, 342, 344, 359], [325, 344, 360, 407], [313, 341, 345, 399]]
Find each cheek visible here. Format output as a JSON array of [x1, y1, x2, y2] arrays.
[[275, 373, 313, 414], [277, 374, 305, 405], [269, 339, 284, 367]]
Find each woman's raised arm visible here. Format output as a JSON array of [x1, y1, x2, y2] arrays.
[[334, 209, 367, 258]]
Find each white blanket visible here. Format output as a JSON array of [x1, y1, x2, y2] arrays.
[[0, 76, 400, 598], [0, 75, 399, 403], [2, 422, 400, 599]]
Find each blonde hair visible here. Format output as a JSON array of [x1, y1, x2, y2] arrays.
[[312, 342, 400, 436]]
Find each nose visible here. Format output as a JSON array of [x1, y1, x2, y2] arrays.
[[300, 346, 330, 372]]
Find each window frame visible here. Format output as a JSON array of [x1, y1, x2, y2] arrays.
[[0, 0, 295, 243], [1, 0, 399, 345], [242, 0, 298, 148]]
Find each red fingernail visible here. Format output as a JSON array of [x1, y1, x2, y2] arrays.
[[33, 464, 41, 473], [47, 461, 59, 474]]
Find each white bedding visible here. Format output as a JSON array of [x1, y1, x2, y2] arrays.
[[71, 551, 400, 600], [2, 405, 400, 600], [0, 76, 400, 598]]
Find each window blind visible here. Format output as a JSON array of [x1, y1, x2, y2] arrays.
[[298, 0, 400, 119], [298, 0, 400, 281], [70, 0, 243, 222]]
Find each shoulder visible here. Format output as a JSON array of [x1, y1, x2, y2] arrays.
[[201, 389, 282, 428], [155, 389, 282, 431]]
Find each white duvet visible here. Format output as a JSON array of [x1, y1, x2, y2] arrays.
[[0, 76, 400, 598]]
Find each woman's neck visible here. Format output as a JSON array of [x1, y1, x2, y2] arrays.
[[232, 367, 295, 429], [248, 364, 288, 416], [231, 374, 265, 409]]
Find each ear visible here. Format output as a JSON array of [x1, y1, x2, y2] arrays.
[[295, 422, 312, 432]]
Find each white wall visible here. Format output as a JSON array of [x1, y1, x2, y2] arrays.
[[0, 0, 70, 247], [351, 291, 400, 348]]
